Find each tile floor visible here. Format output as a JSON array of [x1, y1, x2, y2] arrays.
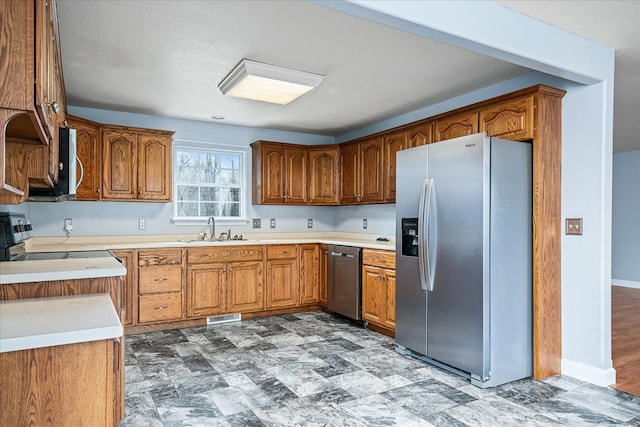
[[123, 311, 640, 426]]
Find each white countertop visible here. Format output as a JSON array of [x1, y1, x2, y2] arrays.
[[24, 231, 396, 252], [0, 256, 127, 285], [0, 293, 123, 353]]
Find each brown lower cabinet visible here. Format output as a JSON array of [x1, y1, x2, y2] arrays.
[[361, 249, 396, 333], [137, 249, 185, 324], [266, 245, 299, 309], [0, 276, 125, 426]]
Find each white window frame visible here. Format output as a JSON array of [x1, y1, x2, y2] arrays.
[[172, 139, 249, 225]]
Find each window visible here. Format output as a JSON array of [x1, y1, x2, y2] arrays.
[[173, 142, 246, 221]]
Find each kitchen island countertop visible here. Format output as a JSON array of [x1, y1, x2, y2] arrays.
[[0, 256, 126, 285], [0, 293, 122, 353]]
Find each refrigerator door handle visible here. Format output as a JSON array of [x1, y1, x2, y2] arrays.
[[418, 178, 435, 291]]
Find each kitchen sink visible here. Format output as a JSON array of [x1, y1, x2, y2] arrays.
[[176, 238, 258, 244]]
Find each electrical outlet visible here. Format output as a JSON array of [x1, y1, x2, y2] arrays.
[[363, 218, 368, 229], [565, 218, 583, 235], [64, 218, 73, 233], [270, 218, 276, 229], [252, 218, 262, 229], [307, 218, 313, 228], [138, 219, 146, 230]]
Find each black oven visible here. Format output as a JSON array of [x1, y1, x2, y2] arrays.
[[0, 212, 32, 261]]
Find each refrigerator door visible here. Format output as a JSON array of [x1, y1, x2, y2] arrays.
[[395, 146, 430, 355], [426, 133, 489, 378]]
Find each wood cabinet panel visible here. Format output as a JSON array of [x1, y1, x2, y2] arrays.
[[188, 246, 264, 264], [267, 244, 297, 260], [252, 141, 307, 204], [359, 136, 384, 203], [138, 249, 182, 266], [102, 131, 137, 199], [138, 265, 182, 294], [1, 339, 117, 427], [480, 95, 534, 141], [227, 261, 263, 313], [339, 142, 359, 204], [138, 293, 182, 323], [319, 244, 329, 307], [266, 259, 298, 309], [407, 122, 433, 148], [187, 264, 227, 317], [299, 244, 320, 305], [434, 111, 479, 142], [102, 127, 173, 202], [383, 131, 406, 202], [308, 146, 339, 205], [137, 134, 172, 200], [362, 249, 395, 332], [111, 250, 136, 327], [67, 115, 101, 200]]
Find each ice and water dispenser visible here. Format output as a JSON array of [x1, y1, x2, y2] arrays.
[[401, 218, 419, 257]]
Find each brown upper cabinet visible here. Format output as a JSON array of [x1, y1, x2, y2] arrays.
[[66, 115, 102, 201], [1, 0, 67, 203], [433, 111, 479, 142], [406, 122, 433, 148], [308, 146, 340, 205], [480, 95, 534, 141], [102, 126, 173, 202], [340, 136, 384, 204], [383, 130, 407, 202], [252, 141, 308, 204]]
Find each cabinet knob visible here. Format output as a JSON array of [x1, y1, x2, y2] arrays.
[[268, 265, 272, 269], [49, 101, 60, 114]]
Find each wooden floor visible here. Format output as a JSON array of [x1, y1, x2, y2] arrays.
[[611, 285, 640, 396]]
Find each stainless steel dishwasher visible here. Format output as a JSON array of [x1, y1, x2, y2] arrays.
[[328, 245, 362, 321]]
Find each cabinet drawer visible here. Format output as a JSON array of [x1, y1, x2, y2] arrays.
[[138, 249, 182, 266], [138, 265, 182, 294], [267, 245, 297, 260], [138, 293, 182, 323], [188, 246, 264, 264], [362, 249, 396, 269]]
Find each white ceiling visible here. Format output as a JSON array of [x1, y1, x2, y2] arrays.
[[57, 1, 639, 152]]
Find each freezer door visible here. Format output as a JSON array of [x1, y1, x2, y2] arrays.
[[395, 147, 430, 355], [426, 134, 488, 377]]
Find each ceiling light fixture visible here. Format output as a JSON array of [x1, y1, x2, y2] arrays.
[[218, 59, 324, 105]]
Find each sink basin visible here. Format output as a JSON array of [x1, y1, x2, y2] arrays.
[[176, 239, 258, 244]]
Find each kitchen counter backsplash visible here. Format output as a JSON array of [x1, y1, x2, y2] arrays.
[[25, 232, 395, 252]]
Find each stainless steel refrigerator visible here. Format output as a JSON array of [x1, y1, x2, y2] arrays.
[[395, 132, 532, 388]]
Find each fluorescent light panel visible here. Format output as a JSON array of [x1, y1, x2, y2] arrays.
[[218, 59, 324, 105]]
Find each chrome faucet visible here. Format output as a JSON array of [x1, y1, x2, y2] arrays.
[[207, 216, 216, 240]]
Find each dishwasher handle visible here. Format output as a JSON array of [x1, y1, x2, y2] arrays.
[[330, 251, 355, 258]]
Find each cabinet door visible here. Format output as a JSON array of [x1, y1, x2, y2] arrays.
[[359, 137, 384, 203], [70, 117, 101, 200], [339, 142, 360, 204], [407, 123, 433, 148], [111, 250, 136, 327], [383, 131, 406, 202], [286, 147, 308, 204], [187, 264, 227, 317], [362, 265, 385, 325], [434, 111, 479, 142], [266, 259, 298, 309], [384, 269, 396, 330], [319, 245, 328, 307], [228, 261, 263, 313], [480, 96, 534, 141], [138, 133, 172, 201], [308, 147, 339, 205], [261, 144, 287, 203], [102, 131, 137, 199], [299, 244, 320, 305]]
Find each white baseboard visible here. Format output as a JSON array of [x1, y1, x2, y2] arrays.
[[561, 359, 616, 387], [611, 279, 640, 289]]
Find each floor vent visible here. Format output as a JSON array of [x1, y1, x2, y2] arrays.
[[206, 313, 241, 325]]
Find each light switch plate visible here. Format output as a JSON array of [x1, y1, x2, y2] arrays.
[[565, 218, 583, 235]]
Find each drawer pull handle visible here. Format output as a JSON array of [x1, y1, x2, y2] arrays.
[[154, 278, 167, 282], [154, 306, 168, 310], [377, 257, 385, 262]]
